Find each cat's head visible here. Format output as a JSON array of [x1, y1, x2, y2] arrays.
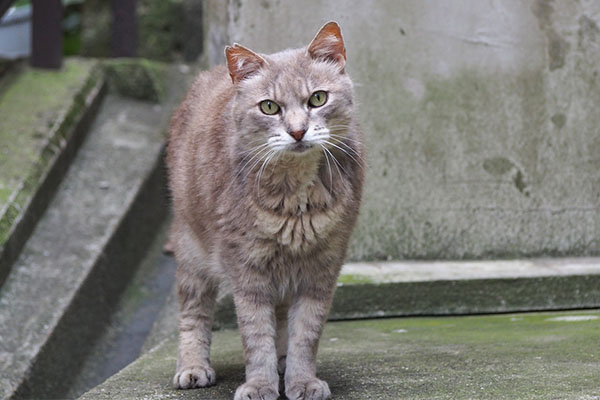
[[225, 21, 354, 160]]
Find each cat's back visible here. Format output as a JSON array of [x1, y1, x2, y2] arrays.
[[169, 65, 232, 154], [167, 65, 234, 220]]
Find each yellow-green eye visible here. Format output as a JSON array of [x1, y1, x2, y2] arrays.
[[309, 91, 327, 107], [260, 100, 280, 115]]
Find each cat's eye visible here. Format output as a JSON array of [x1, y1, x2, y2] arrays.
[[259, 100, 280, 115], [308, 91, 328, 108]]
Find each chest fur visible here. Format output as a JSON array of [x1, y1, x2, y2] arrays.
[[253, 179, 345, 251]]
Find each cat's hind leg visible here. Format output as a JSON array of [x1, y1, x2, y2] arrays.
[[172, 227, 219, 389]]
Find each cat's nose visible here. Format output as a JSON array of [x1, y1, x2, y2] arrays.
[[289, 129, 306, 141]]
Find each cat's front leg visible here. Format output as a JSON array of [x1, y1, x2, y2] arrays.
[[284, 285, 335, 400], [233, 276, 280, 400]]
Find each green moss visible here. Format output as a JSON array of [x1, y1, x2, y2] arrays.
[[0, 58, 100, 246], [0, 186, 11, 206], [0, 59, 93, 185], [102, 59, 167, 102], [337, 274, 374, 284]]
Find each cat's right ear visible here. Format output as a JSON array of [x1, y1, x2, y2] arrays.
[[308, 21, 347, 72], [225, 44, 266, 84]]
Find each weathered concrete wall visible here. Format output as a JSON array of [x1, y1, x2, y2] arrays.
[[202, 0, 600, 261]]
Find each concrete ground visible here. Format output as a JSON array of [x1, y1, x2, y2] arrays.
[[80, 310, 600, 400]]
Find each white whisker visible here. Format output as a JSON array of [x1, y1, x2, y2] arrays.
[[328, 132, 362, 144], [323, 139, 364, 169], [320, 145, 333, 191], [322, 145, 345, 180], [327, 135, 363, 158]]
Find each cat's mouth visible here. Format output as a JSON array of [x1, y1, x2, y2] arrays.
[[288, 141, 313, 153]]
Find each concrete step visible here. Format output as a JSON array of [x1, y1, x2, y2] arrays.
[[332, 258, 600, 319], [138, 256, 600, 352], [0, 64, 191, 399], [0, 58, 105, 287], [79, 309, 600, 400]]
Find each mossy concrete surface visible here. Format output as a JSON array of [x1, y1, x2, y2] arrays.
[[0, 58, 104, 286], [80, 310, 600, 400], [102, 59, 167, 102], [204, 1, 600, 260], [0, 58, 96, 219]]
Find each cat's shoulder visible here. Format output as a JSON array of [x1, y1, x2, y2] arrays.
[[186, 64, 232, 101]]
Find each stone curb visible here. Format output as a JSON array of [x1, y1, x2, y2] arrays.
[[0, 63, 192, 398], [0, 63, 105, 287]]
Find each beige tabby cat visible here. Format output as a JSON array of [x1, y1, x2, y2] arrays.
[[167, 21, 364, 400]]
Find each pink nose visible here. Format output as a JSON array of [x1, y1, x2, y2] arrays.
[[290, 129, 306, 141]]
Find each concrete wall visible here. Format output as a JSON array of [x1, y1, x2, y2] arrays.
[[202, 0, 600, 261]]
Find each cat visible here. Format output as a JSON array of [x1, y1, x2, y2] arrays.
[[167, 21, 364, 400]]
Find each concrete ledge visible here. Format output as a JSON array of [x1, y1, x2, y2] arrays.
[[331, 258, 600, 319], [0, 62, 192, 398], [80, 310, 600, 400], [0, 58, 105, 287]]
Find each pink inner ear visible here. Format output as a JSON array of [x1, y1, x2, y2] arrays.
[[225, 44, 265, 84], [308, 22, 346, 64]]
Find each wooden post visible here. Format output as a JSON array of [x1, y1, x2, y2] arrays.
[[31, 0, 63, 69], [112, 0, 137, 57]]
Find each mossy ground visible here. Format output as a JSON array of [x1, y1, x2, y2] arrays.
[[337, 273, 375, 284], [0, 59, 92, 188], [80, 310, 600, 400], [0, 58, 97, 244]]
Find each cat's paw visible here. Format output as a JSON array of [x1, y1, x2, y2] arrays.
[[285, 378, 331, 400], [173, 365, 215, 389], [234, 380, 279, 400]]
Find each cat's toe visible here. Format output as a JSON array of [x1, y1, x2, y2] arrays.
[[286, 378, 331, 400], [173, 365, 215, 389], [234, 380, 279, 400]]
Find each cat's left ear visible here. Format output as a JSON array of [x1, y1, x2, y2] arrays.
[[225, 43, 267, 84], [308, 21, 347, 72]]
